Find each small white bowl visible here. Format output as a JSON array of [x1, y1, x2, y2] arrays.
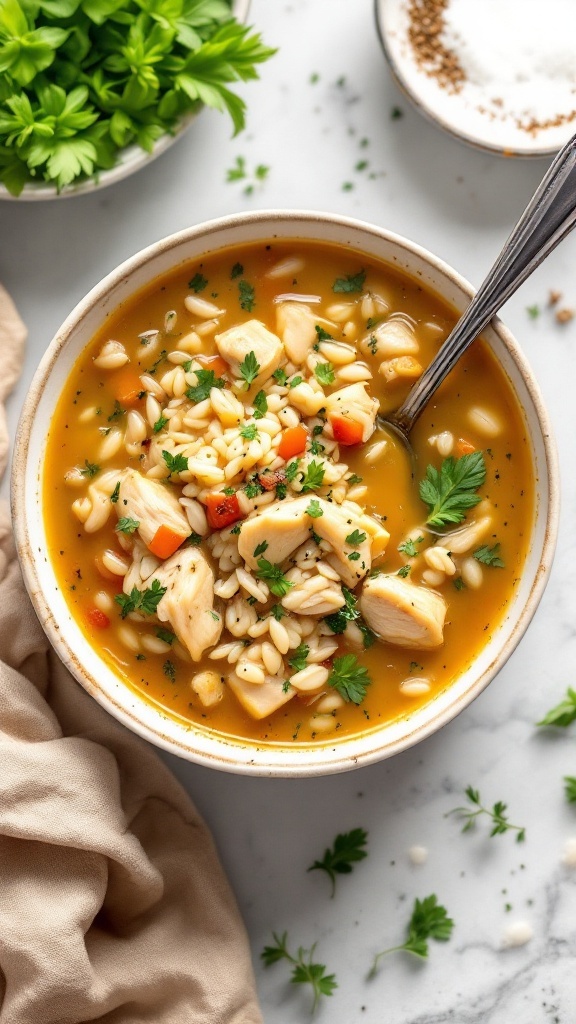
[[12, 211, 559, 776], [0, 0, 250, 201]]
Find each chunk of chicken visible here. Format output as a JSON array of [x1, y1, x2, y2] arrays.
[[360, 574, 446, 650], [227, 671, 295, 719], [360, 318, 419, 360], [153, 547, 223, 660], [238, 495, 387, 588], [325, 382, 379, 443], [215, 319, 284, 388], [190, 670, 225, 708], [276, 302, 317, 363], [117, 470, 189, 552]]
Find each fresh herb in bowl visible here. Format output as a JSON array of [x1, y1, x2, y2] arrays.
[[0, 0, 275, 195]]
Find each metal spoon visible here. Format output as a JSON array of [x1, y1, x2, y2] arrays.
[[386, 132, 576, 441]]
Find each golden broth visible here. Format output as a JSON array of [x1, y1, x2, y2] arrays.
[[43, 240, 533, 745]]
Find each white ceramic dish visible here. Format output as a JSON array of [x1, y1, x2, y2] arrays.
[[0, 0, 250, 201], [375, 0, 576, 158], [12, 211, 559, 776]]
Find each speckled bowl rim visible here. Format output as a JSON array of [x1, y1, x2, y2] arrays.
[[0, 0, 251, 201], [374, 0, 567, 159], [11, 210, 559, 776]]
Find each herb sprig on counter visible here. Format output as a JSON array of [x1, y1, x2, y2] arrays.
[[368, 895, 454, 978], [308, 828, 368, 897], [261, 932, 337, 1013], [419, 451, 486, 528], [0, 0, 276, 194], [537, 687, 576, 728], [447, 785, 526, 842]]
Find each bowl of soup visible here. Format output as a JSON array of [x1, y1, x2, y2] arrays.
[[12, 211, 558, 775]]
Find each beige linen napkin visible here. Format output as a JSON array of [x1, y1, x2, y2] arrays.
[[0, 285, 263, 1024]]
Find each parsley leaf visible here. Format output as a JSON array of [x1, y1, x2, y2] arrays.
[[315, 325, 333, 341], [156, 627, 175, 645], [397, 564, 411, 578], [162, 450, 188, 475], [447, 785, 526, 842], [270, 603, 285, 621], [369, 895, 454, 977], [419, 451, 486, 528], [231, 261, 244, 279], [285, 459, 300, 482], [253, 540, 268, 557], [328, 654, 371, 704], [473, 543, 505, 567], [565, 776, 576, 803], [153, 414, 168, 434], [324, 588, 375, 648], [188, 272, 207, 293], [272, 368, 287, 385], [116, 517, 139, 534], [240, 423, 258, 440], [305, 498, 323, 518], [107, 401, 126, 422], [253, 390, 267, 419], [345, 529, 366, 547], [332, 269, 366, 293], [163, 659, 176, 682], [238, 350, 260, 387], [80, 459, 100, 478], [261, 932, 337, 1014], [288, 643, 309, 673], [308, 828, 368, 897], [238, 279, 255, 312], [110, 481, 120, 503], [301, 460, 325, 493], [186, 369, 225, 403], [398, 536, 423, 556], [115, 579, 167, 619], [256, 559, 294, 597], [314, 361, 336, 386], [537, 687, 576, 727]]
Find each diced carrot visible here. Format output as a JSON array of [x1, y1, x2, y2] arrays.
[[330, 415, 364, 446], [278, 424, 308, 461], [197, 354, 229, 378], [111, 366, 143, 406], [148, 524, 186, 559], [86, 607, 110, 629], [205, 492, 243, 530], [455, 438, 476, 456]]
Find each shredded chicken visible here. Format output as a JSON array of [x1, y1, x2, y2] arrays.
[[276, 301, 318, 363], [227, 671, 295, 718], [117, 470, 189, 551], [360, 573, 446, 649], [153, 547, 223, 660]]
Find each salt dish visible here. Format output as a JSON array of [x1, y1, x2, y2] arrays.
[[375, 0, 576, 157]]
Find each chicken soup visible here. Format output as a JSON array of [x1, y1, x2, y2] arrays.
[[44, 240, 533, 744]]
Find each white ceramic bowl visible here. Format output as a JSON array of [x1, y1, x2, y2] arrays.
[[0, 0, 250, 201], [12, 211, 559, 776]]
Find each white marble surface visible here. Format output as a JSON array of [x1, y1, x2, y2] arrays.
[[2, 1, 576, 1020]]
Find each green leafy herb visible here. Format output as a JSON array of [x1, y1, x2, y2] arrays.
[[256, 558, 294, 597], [223, 486, 235, 496], [238, 279, 255, 312], [564, 776, 576, 803], [419, 451, 486, 528], [270, 603, 285, 621], [315, 325, 333, 342], [289, 375, 303, 389], [537, 687, 576, 727], [345, 529, 366, 547], [163, 659, 176, 682], [305, 499, 323, 519], [253, 540, 268, 557], [308, 828, 368, 897], [347, 474, 363, 485], [244, 480, 263, 499], [332, 269, 366, 294], [527, 304, 540, 319], [366, 317, 382, 330], [397, 565, 411, 578], [301, 460, 325, 493], [324, 588, 375, 649], [231, 261, 244, 279], [453, 576, 465, 590], [329, 654, 371, 704], [238, 350, 260, 387], [115, 579, 167, 619], [448, 785, 526, 842], [116, 517, 139, 534], [110, 481, 120, 504], [240, 423, 258, 440], [153, 414, 168, 434], [473, 543, 505, 567], [156, 627, 175, 645], [162, 450, 188, 475], [0, 10, 276, 196], [287, 643, 309, 674], [285, 459, 300, 482], [186, 368, 225, 403], [253, 389, 267, 419], [398, 536, 423, 557], [261, 932, 337, 1014], [107, 401, 126, 422], [80, 459, 100, 478], [369, 895, 454, 978], [314, 361, 335, 386], [188, 272, 207, 293], [186, 532, 202, 546], [272, 367, 287, 385], [147, 350, 168, 376], [390, 106, 404, 120], [367, 335, 378, 354]]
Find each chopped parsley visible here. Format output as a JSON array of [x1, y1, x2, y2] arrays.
[[328, 654, 372, 704], [107, 401, 126, 422], [256, 559, 294, 597], [473, 543, 505, 567], [186, 369, 225, 404], [240, 423, 259, 440], [253, 541, 268, 557], [261, 932, 337, 1014], [253, 390, 268, 419], [272, 368, 288, 385], [332, 269, 366, 294], [288, 643, 309, 673], [153, 415, 168, 433], [80, 460, 100, 478], [314, 362, 336, 386], [397, 565, 411, 578], [115, 579, 167, 619], [301, 460, 325, 493], [188, 272, 208, 293], [231, 262, 244, 279], [238, 280, 256, 312], [156, 628, 175, 645], [398, 536, 423, 557], [345, 529, 366, 547], [110, 482, 120, 504], [308, 828, 368, 897], [369, 895, 454, 978], [162, 450, 188, 475], [315, 325, 333, 342], [347, 474, 363, 485], [288, 375, 303, 389], [270, 604, 285, 621], [116, 517, 139, 534], [163, 659, 176, 682], [186, 532, 203, 546], [305, 499, 323, 519], [537, 687, 576, 728], [285, 459, 300, 482], [239, 350, 260, 387], [419, 451, 486, 528], [348, 552, 361, 562]]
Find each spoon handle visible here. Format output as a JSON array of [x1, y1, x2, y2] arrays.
[[392, 132, 576, 433]]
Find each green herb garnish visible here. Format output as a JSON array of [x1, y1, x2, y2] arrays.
[[253, 389, 267, 419], [314, 325, 333, 342], [115, 579, 167, 619], [288, 643, 309, 673], [116, 517, 139, 534], [473, 543, 505, 567], [537, 687, 576, 727], [328, 654, 371, 704], [314, 361, 335, 386], [261, 932, 337, 1014], [238, 350, 260, 387], [398, 536, 423, 556], [305, 499, 323, 519], [162, 450, 188, 475], [256, 558, 294, 597], [153, 415, 168, 434], [186, 368, 225, 403], [80, 459, 100, 478], [238, 279, 255, 312], [345, 529, 366, 547], [332, 269, 366, 294], [308, 828, 368, 897], [240, 423, 258, 440], [419, 451, 486, 528], [447, 785, 526, 842], [110, 481, 120, 503], [301, 460, 325, 493], [369, 895, 454, 978], [188, 272, 207, 293]]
